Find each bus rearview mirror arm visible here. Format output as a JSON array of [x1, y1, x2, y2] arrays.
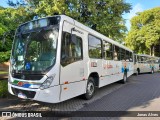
[[71, 27, 76, 43]]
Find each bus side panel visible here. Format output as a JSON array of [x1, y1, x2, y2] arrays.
[[60, 81, 86, 102], [60, 21, 87, 102], [99, 60, 123, 88], [127, 62, 134, 77], [99, 60, 134, 88], [34, 85, 61, 103], [154, 64, 159, 71]]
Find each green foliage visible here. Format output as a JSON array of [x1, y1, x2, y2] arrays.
[[125, 7, 160, 55], [0, 0, 132, 63], [0, 80, 8, 98], [9, 0, 131, 42], [0, 7, 18, 57], [37, 0, 131, 42], [0, 71, 8, 74], [0, 51, 11, 63], [0, 5, 35, 63]]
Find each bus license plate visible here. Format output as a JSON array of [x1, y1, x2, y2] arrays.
[[18, 92, 27, 99]]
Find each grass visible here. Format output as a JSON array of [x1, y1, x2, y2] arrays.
[[0, 80, 16, 99], [0, 71, 8, 74], [0, 80, 8, 98]]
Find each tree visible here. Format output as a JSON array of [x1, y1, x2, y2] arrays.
[[0, 5, 34, 62], [7, 0, 131, 43], [0, 0, 132, 62], [125, 7, 160, 56]]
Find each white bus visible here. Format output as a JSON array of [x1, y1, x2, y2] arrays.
[[8, 15, 134, 103], [134, 54, 159, 75], [155, 57, 160, 70]]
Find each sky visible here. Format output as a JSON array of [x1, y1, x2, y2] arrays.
[[123, 0, 160, 30], [0, 0, 160, 30]]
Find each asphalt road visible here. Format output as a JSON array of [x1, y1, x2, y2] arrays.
[[1, 73, 160, 120]]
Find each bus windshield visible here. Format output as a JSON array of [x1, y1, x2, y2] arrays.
[[11, 28, 59, 72]]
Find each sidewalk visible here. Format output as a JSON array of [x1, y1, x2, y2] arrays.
[[0, 62, 9, 80], [0, 74, 8, 80]]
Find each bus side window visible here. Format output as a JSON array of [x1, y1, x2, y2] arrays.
[[121, 48, 126, 61], [134, 55, 137, 64], [138, 56, 141, 63], [61, 32, 83, 66], [143, 56, 147, 63], [125, 51, 130, 62], [103, 41, 113, 60], [88, 35, 102, 59], [129, 52, 133, 62], [113, 45, 120, 61], [141, 56, 144, 63]]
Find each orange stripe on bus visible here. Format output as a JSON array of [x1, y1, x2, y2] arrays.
[[64, 87, 68, 90], [64, 81, 69, 84]]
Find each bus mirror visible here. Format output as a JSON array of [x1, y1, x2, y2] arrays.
[[71, 27, 76, 44]]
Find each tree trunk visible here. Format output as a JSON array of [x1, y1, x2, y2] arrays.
[[152, 45, 155, 56], [150, 47, 152, 56]]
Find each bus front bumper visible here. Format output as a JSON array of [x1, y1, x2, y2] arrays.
[[8, 82, 61, 103]]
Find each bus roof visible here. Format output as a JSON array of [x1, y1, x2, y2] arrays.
[[135, 54, 151, 57], [135, 54, 160, 59], [60, 15, 133, 52]]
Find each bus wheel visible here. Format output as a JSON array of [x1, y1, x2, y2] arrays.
[[122, 72, 127, 84], [137, 69, 140, 75], [151, 68, 154, 74], [83, 77, 95, 100]]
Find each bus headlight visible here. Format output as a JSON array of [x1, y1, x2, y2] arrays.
[[40, 75, 55, 90]]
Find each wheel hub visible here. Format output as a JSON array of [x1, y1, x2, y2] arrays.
[[87, 82, 94, 95]]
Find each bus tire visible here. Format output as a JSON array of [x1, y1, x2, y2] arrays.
[[83, 77, 95, 100], [122, 72, 127, 84], [137, 68, 140, 75], [151, 68, 154, 74]]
